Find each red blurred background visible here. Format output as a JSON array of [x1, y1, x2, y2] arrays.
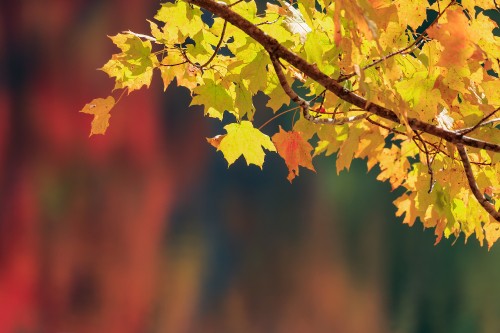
[[0, 1, 210, 332]]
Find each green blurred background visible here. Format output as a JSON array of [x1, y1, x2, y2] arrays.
[[1, 1, 500, 333]]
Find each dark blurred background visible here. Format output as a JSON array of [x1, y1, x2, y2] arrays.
[[2, 1, 500, 333]]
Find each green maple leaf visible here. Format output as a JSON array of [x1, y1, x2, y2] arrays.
[[233, 81, 255, 120], [191, 79, 234, 119], [154, 1, 204, 39], [100, 34, 157, 92], [238, 42, 270, 93]]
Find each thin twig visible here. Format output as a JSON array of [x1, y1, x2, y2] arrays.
[[258, 105, 301, 130], [310, 90, 327, 113], [338, 38, 425, 82], [159, 61, 188, 67], [457, 143, 500, 222], [269, 54, 310, 115], [414, 131, 436, 193], [152, 46, 181, 56], [114, 89, 127, 106], [199, 20, 228, 68], [179, 47, 198, 67], [292, 108, 299, 127], [228, 0, 245, 7], [366, 116, 406, 135], [457, 107, 500, 135], [310, 104, 339, 115], [256, 17, 280, 26]]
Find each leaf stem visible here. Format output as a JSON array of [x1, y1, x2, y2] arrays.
[[414, 131, 436, 193], [258, 106, 301, 130], [114, 89, 127, 106], [457, 144, 500, 222]]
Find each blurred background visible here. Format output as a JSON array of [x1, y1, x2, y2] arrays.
[[2, 1, 500, 333]]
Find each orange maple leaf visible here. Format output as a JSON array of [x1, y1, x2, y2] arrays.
[[427, 8, 475, 67], [206, 134, 226, 149], [80, 96, 115, 136], [272, 127, 315, 182]]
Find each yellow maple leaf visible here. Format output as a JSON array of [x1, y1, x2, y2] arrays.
[[80, 96, 115, 136], [160, 52, 201, 90], [485, 223, 500, 251], [100, 34, 157, 93], [217, 121, 276, 168], [376, 145, 410, 190], [394, 193, 418, 226], [336, 125, 364, 173], [393, 0, 428, 30]]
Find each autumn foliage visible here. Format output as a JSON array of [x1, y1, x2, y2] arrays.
[[83, 0, 500, 248]]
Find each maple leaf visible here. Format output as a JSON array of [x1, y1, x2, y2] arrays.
[[237, 43, 270, 94], [336, 126, 364, 173], [394, 193, 418, 226], [86, 0, 500, 248], [335, 0, 379, 40], [427, 8, 475, 67], [232, 81, 255, 120], [376, 145, 410, 190], [100, 34, 157, 93], [191, 79, 234, 119], [485, 223, 500, 250], [206, 134, 225, 149], [216, 121, 276, 168], [154, 1, 204, 39], [393, 0, 427, 30], [264, 72, 292, 111], [272, 127, 315, 182], [159, 53, 201, 90], [80, 96, 115, 136]]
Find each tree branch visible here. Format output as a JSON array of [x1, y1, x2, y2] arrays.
[[269, 54, 309, 115], [186, 0, 500, 153], [457, 144, 500, 222], [270, 54, 368, 125]]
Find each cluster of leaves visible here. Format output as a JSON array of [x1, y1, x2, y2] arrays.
[[82, 0, 500, 248]]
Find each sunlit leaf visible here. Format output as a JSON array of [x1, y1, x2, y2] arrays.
[[80, 96, 115, 136], [272, 127, 315, 182], [84, 0, 500, 248], [216, 121, 276, 168]]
